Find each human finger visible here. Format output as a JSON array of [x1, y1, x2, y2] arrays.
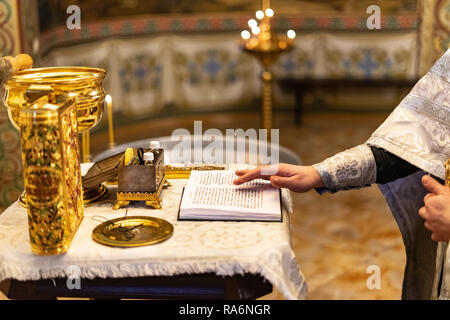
[[424, 193, 434, 204], [235, 169, 249, 176], [233, 166, 273, 185], [431, 233, 446, 242], [418, 206, 429, 220], [422, 175, 447, 195], [424, 221, 434, 232]]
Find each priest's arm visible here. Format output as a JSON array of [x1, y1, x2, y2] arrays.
[[233, 145, 421, 193]]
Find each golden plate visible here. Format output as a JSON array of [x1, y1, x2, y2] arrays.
[[18, 184, 109, 209], [92, 216, 173, 248], [83, 184, 109, 206]]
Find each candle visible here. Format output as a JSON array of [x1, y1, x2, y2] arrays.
[[248, 19, 257, 28], [287, 30, 296, 39], [265, 8, 274, 17], [241, 30, 251, 40], [105, 94, 115, 149], [256, 10, 264, 20], [82, 131, 91, 163], [251, 26, 261, 35]]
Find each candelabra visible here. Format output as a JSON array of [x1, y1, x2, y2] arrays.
[[240, 0, 296, 139]]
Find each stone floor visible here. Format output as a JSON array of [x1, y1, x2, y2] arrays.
[[1, 110, 406, 300]]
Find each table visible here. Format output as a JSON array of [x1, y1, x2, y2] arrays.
[[278, 78, 419, 125], [0, 165, 306, 300]]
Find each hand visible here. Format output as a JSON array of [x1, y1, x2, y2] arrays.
[[419, 175, 450, 242], [233, 163, 324, 193]]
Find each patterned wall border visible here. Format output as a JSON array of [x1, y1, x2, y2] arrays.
[[40, 14, 419, 56], [0, 0, 22, 56], [0, 0, 24, 212]]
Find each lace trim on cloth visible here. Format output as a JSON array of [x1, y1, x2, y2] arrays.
[[402, 95, 450, 126], [400, 68, 450, 126], [0, 255, 307, 300], [366, 66, 449, 181], [431, 49, 450, 81], [367, 136, 446, 180], [312, 144, 376, 193]]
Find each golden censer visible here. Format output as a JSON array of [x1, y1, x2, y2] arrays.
[[4, 67, 108, 207]]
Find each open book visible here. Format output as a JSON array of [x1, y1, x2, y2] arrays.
[[178, 170, 282, 222]]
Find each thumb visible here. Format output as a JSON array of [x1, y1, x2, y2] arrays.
[[270, 176, 293, 189], [422, 175, 447, 195]]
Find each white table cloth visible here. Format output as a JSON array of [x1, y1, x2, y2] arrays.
[[0, 165, 306, 300]]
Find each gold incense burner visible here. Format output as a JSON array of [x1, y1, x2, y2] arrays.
[[4, 67, 107, 205], [5, 67, 105, 131]]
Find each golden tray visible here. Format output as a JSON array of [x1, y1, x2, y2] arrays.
[[164, 164, 226, 179], [92, 216, 173, 248]]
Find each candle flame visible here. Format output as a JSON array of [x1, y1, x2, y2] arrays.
[[248, 19, 257, 29], [251, 26, 261, 35], [241, 30, 251, 40], [256, 10, 264, 20], [287, 30, 296, 39], [265, 8, 274, 17]]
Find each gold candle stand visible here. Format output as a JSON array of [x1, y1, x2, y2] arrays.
[[240, 0, 296, 139]]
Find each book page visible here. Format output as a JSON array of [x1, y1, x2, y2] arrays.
[[180, 170, 281, 220]]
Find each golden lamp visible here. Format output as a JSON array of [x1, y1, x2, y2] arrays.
[[240, 0, 296, 138]]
